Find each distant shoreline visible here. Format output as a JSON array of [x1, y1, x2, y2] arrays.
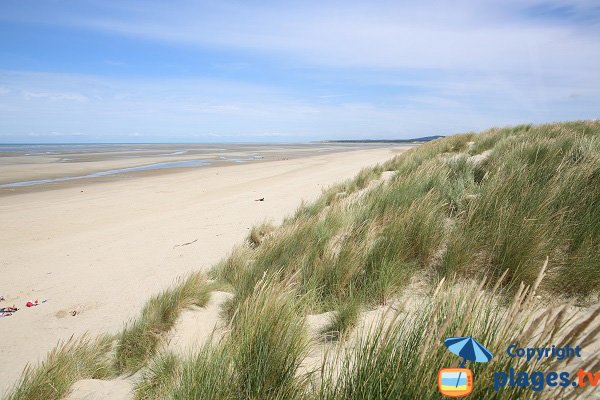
[[0, 142, 413, 195], [322, 135, 444, 143]]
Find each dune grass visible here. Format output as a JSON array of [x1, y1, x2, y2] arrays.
[[317, 268, 600, 400], [135, 275, 310, 400], [135, 266, 600, 400], [214, 121, 600, 321], [4, 335, 115, 400], [441, 122, 600, 294], [134, 352, 181, 400], [247, 221, 276, 248], [5, 273, 214, 399], [319, 300, 360, 342], [229, 277, 309, 399], [115, 272, 213, 373], [5, 121, 599, 399]]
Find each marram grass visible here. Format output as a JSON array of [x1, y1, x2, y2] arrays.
[[215, 120, 600, 316], [4, 335, 114, 400], [115, 272, 213, 373], [5, 120, 599, 399]]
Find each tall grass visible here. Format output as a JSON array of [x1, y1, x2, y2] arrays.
[[4, 336, 114, 400], [317, 269, 600, 399], [228, 276, 309, 399], [136, 266, 600, 400], [134, 352, 181, 400], [442, 122, 600, 296], [247, 221, 275, 248], [171, 345, 235, 400], [140, 275, 310, 399], [319, 300, 360, 342], [6, 121, 599, 399], [115, 272, 212, 373], [216, 121, 600, 314]]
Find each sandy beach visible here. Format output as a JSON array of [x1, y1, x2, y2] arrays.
[[0, 145, 407, 393]]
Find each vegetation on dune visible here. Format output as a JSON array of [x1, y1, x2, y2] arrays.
[[135, 266, 600, 400], [5, 121, 599, 400], [318, 268, 600, 400], [319, 299, 360, 342], [3, 273, 213, 400], [115, 272, 213, 373], [214, 121, 600, 323], [5, 336, 114, 400], [135, 275, 309, 400], [134, 352, 182, 400], [247, 221, 276, 248]]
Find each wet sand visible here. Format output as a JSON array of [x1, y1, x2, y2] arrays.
[[0, 143, 396, 191]]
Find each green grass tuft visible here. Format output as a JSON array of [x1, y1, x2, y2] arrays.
[[5, 335, 115, 400], [319, 300, 360, 341], [115, 272, 212, 373], [134, 352, 181, 400]]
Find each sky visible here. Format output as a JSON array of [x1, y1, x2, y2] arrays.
[[0, 0, 599, 143]]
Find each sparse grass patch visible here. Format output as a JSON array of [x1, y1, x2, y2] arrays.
[[134, 352, 181, 400], [320, 300, 360, 342], [115, 272, 212, 373], [5, 335, 115, 400], [247, 221, 275, 248]]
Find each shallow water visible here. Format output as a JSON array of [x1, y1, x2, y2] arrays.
[[0, 142, 402, 189], [0, 159, 210, 188]]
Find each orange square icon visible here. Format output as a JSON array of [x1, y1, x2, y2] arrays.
[[438, 368, 473, 397]]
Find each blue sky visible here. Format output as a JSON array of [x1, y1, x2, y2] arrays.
[[0, 0, 599, 143]]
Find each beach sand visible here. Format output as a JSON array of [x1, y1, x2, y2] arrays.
[[0, 146, 407, 393]]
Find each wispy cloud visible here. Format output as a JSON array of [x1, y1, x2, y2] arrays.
[[23, 91, 88, 102], [0, 0, 598, 142], [55, 1, 599, 73]]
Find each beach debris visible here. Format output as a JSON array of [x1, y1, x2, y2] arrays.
[[173, 238, 198, 248], [0, 296, 5, 302], [1, 306, 18, 317], [71, 310, 78, 316], [255, 197, 265, 201], [26, 299, 47, 308]]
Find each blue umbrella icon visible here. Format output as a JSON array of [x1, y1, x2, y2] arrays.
[[444, 336, 493, 388]]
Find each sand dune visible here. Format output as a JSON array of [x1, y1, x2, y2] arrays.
[[0, 146, 406, 393]]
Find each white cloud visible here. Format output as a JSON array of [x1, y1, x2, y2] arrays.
[[54, 0, 598, 74], [23, 91, 88, 102], [0, 67, 598, 142], [0, 1, 598, 141]]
